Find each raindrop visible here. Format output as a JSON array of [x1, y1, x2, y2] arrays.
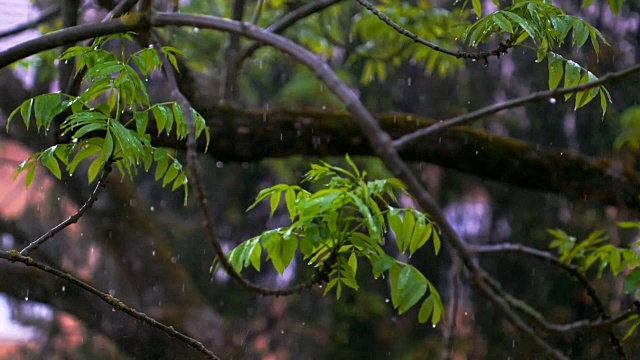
[[150, 206, 155, 212], [148, 44, 154, 49], [464, 311, 468, 316], [280, 133, 283, 141], [181, 283, 185, 293], [112, 307, 115, 312], [64, 60, 68, 64], [549, 97, 557, 104], [24, 289, 29, 301], [61, 286, 66, 293], [432, 324, 436, 328], [407, 78, 412, 86], [472, 59, 476, 62], [385, 299, 389, 303], [216, 161, 224, 168], [280, 329, 284, 334], [54, 59, 60, 66], [170, 256, 177, 264], [321, 105, 326, 110], [109, 289, 115, 296], [193, 27, 200, 33], [152, 251, 156, 256]]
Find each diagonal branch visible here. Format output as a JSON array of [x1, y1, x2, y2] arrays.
[[237, 0, 345, 63], [19, 159, 113, 256], [0, 250, 219, 360], [394, 62, 640, 150]]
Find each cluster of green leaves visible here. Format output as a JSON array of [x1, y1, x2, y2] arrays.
[[548, 226, 640, 339], [7, 34, 210, 203], [217, 156, 444, 324], [460, 0, 610, 116]]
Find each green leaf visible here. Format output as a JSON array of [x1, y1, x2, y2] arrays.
[[263, 231, 297, 275], [563, 60, 581, 100], [575, 71, 599, 110], [20, 98, 33, 130], [401, 210, 416, 253], [472, 0, 482, 17], [24, 163, 36, 187], [87, 156, 103, 183], [608, 0, 623, 15], [250, 242, 262, 271], [492, 12, 513, 34], [624, 268, 640, 294], [418, 296, 435, 324], [432, 226, 441, 255], [372, 254, 396, 279], [547, 53, 564, 90], [348, 252, 358, 275], [623, 318, 640, 340], [34, 93, 63, 132], [388, 208, 404, 252], [502, 11, 536, 41], [394, 265, 428, 314], [572, 20, 589, 47], [155, 157, 169, 181], [40, 147, 62, 179], [270, 191, 281, 216], [162, 160, 181, 187]]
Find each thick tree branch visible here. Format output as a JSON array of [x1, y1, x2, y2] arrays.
[[151, 106, 640, 211]]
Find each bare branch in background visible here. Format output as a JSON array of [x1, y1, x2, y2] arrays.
[[393, 62, 640, 150], [0, 250, 219, 359], [20, 160, 113, 256], [0, 5, 60, 40]]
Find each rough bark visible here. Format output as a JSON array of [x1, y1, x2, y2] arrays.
[[154, 105, 640, 211]]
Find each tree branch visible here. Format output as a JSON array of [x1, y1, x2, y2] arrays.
[[0, 250, 219, 360], [237, 0, 345, 63], [19, 159, 113, 256], [393, 62, 640, 150], [354, 0, 511, 62], [470, 242, 629, 358]]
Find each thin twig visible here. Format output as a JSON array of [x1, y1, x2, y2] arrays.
[[393, 62, 640, 150], [442, 258, 461, 360], [237, 0, 345, 64], [104, 0, 141, 20], [471, 243, 628, 358], [20, 160, 113, 256], [0, 5, 60, 40], [155, 34, 329, 296], [354, 0, 511, 62], [0, 250, 219, 359]]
